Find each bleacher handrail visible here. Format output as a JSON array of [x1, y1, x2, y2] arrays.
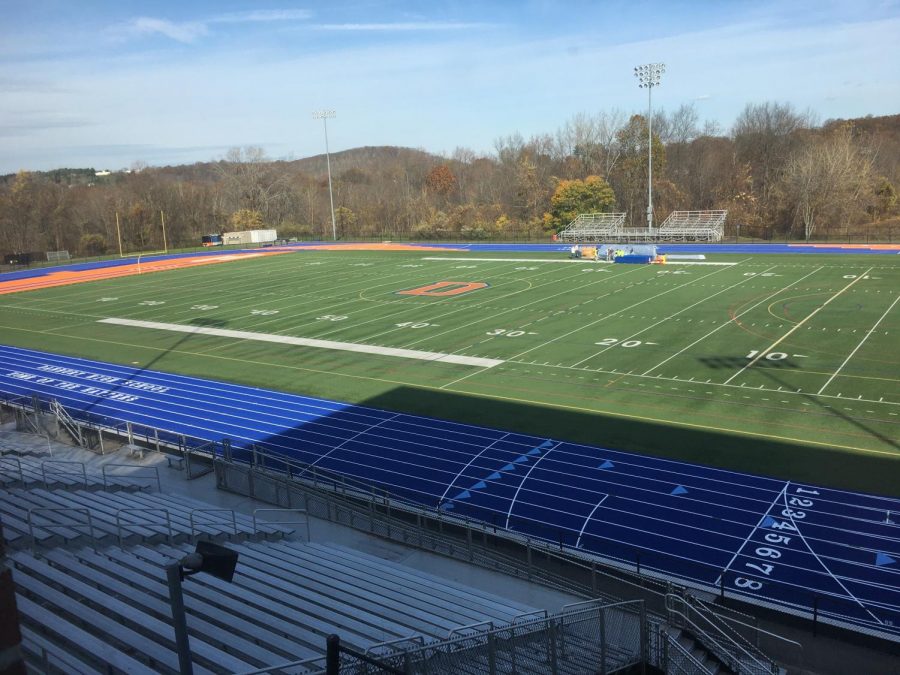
[[40, 460, 87, 489], [0, 455, 24, 484], [27, 506, 96, 551], [115, 507, 174, 547], [252, 508, 310, 542], [101, 463, 160, 492], [189, 508, 238, 540]]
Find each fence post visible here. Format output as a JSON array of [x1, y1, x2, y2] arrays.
[[526, 538, 533, 581], [548, 620, 559, 675], [599, 607, 607, 674], [812, 596, 819, 637], [326, 634, 340, 675], [487, 632, 497, 675], [591, 561, 598, 595], [640, 602, 648, 674], [466, 518, 473, 561]]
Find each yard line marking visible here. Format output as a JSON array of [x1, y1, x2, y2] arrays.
[[98, 318, 504, 368], [505, 442, 559, 529], [438, 432, 512, 506], [817, 294, 900, 395], [723, 268, 873, 385], [576, 494, 609, 548], [571, 264, 778, 368], [715, 482, 790, 587], [509, 261, 747, 361], [643, 267, 823, 376]]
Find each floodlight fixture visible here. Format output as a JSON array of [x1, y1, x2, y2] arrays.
[[634, 62, 666, 229], [312, 109, 338, 241]]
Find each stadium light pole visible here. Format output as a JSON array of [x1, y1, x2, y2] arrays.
[[312, 109, 338, 241], [634, 63, 665, 230]]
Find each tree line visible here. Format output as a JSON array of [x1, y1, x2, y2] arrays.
[[1, 103, 897, 258]]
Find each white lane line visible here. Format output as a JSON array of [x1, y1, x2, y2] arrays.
[[643, 266, 823, 376], [297, 413, 400, 479], [505, 442, 559, 529], [715, 482, 790, 587], [723, 268, 873, 385], [818, 294, 900, 395], [780, 490, 884, 623], [576, 494, 609, 548], [98, 318, 504, 368], [438, 432, 511, 505]]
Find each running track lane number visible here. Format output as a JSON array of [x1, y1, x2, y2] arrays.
[[733, 486, 818, 592]]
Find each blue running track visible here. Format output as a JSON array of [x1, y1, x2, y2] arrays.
[[0, 344, 897, 638]]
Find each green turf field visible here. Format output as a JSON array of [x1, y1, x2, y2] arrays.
[[1, 249, 898, 494]]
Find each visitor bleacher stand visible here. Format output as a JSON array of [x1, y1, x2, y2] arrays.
[[557, 210, 726, 243]]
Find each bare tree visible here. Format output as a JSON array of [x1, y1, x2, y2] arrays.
[[783, 124, 873, 240]]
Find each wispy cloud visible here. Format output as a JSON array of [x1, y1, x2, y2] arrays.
[[114, 9, 312, 44], [213, 10, 313, 24], [315, 22, 491, 32], [127, 17, 208, 43]]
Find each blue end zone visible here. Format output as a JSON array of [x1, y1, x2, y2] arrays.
[[0, 344, 897, 638]]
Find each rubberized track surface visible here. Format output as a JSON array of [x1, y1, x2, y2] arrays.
[[1, 344, 897, 638]]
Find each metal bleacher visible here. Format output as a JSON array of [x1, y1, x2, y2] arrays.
[[555, 212, 626, 242], [657, 210, 727, 242], [557, 209, 727, 243]]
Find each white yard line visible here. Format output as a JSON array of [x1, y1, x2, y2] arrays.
[[98, 318, 504, 368], [570, 264, 777, 368], [509, 261, 746, 362], [714, 482, 790, 587], [723, 268, 873, 385], [817, 294, 900, 395], [642, 266, 823, 376]]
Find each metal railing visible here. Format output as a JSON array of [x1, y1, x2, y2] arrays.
[[27, 507, 96, 552], [40, 460, 87, 489], [101, 463, 160, 491], [252, 507, 310, 541], [189, 508, 238, 540], [115, 507, 174, 547]]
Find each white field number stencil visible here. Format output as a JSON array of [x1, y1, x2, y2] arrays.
[[191, 305, 219, 311], [139, 300, 165, 306], [487, 329, 537, 337], [594, 338, 654, 348], [250, 309, 279, 316], [317, 314, 347, 321], [395, 322, 437, 329]]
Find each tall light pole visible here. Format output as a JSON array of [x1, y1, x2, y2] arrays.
[[634, 63, 665, 230], [312, 109, 337, 241]]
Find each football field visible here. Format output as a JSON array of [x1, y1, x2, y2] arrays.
[[0, 248, 897, 494]]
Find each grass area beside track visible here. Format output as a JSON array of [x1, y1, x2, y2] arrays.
[[0, 249, 897, 495]]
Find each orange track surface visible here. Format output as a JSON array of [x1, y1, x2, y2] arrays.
[[0, 251, 293, 295], [0, 243, 464, 295]]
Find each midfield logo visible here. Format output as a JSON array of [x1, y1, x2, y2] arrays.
[[398, 281, 488, 297]]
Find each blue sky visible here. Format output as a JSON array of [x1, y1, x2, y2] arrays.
[[1, 0, 898, 173]]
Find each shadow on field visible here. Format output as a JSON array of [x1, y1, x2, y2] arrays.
[[356, 386, 899, 498]]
